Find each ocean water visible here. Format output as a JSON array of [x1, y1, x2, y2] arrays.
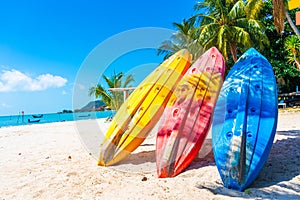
[[0, 111, 115, 127]]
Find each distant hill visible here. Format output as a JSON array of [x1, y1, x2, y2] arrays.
[[75, 100, 106, 112]]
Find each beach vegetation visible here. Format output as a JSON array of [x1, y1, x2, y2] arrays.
[[159, 0, 300, 93], [159, 0, 268, 64], [244, 189, 252, 194], [157, 18, 204, 62], [261, 0, 300, 93], [193, 0, 268, 63], [284, 35, 300, 70], [89, 71, 134, 110]]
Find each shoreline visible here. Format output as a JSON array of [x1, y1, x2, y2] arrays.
[[0, 107, 298, 129], [0, 112, 299, 199], [0, 110, 113, 128], [0, 118, 105, 126]]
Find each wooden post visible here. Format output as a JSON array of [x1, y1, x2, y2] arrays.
[[124, 90, 129, 102], [108, 87, 136, 102]]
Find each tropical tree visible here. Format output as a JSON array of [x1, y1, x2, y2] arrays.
[[285, 35, 300, 70], [158, 18, 204, 62], [158, 0, 269, 66], [261, 0, 300, 93], [272, 0, 300, 37], [193, 0, 269, 62], [89, 72, 134, 110]]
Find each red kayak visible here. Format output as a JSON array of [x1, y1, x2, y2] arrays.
[[156, 47, 225, 178]]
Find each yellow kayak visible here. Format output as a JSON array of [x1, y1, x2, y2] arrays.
[[98, 49, 192, 166]]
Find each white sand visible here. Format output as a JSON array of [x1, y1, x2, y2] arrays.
[[0, 112, 299, 199]]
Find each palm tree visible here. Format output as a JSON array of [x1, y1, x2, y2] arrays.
[[285, 35, 300, 70], [272, 0, 300, 37], [89, 72, 134, 110], [158, 18, 204, 62], [193, 0, 269, 62]]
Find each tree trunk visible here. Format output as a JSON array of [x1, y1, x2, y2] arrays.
[[230, 44, 238, 62], [285, 10, 300, 38]]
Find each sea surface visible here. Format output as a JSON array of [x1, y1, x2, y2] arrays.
[[0, 111, 115, 127]]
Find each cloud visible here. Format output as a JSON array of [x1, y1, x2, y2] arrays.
[[0, 69, 67, 92], [1, 103, 12, 108]]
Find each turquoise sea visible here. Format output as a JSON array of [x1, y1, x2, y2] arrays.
[[0, 111, 115, 127]]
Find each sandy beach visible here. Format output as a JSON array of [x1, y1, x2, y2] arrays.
[[0, 111, 299, 200]]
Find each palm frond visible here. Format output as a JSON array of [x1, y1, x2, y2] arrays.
[[102, 74, 114, 88], [123, 74, 134, 87], [233, 26, 252, 48], [89, 71, 135, 110], [89, 84, 112, 106], [245, 0, 263, 19], [199, 23, 219, 38], [217, 25, 226, 53], [285, 35, 300, 69], [228, 0, 246, 21], [285, 35, 300, 52], [157, 40, 182, 59]]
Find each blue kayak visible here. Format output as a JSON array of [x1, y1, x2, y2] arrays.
[[212, 48, 278, 191]]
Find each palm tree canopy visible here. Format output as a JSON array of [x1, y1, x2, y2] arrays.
[[194, 0, 269, 62], [88, 84, 111, 104], [158, 18, 204, 62], [158, 0, 269, 65], [89, 71, 134, 110]]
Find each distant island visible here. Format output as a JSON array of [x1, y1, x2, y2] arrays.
[[74, 100, 107, 112], [57, 100, 107, 114]]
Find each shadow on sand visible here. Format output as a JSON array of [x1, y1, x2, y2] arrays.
[[117, 150, 156, 165], [107, 150, 156, 174], [104, 130, 300, 199], [186, 151, 215, 170], [251, 130, 300, 189], [196, 130, 300, 199]]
